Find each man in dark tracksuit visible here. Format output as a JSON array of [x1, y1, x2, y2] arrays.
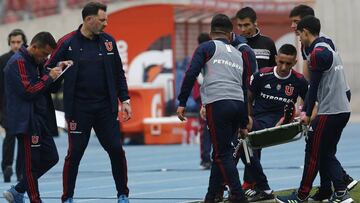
[[235, 7, 277, 191], [45, 2, 132, 203], [236, 44, 308, 202], [277, 16, 353, 203], [0, 29, 27, 182], [236, 7, 277, 70], [194, 33, 257, 170], [3, 32, 63, 203], [289, 6, 358, 200], [177, 14, 250, 203]]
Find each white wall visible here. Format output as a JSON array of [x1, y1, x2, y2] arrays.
[[315, 0, 360, 112]]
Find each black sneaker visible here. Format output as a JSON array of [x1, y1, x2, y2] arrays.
[[247, 189, 275, 202], [244, 189, 258, 199], [3, 166, 13, 183], [329, 191, 353, 203], [344, 175, 358, 191], [200, 161, 211, 170], [309, 188, 332, 202]]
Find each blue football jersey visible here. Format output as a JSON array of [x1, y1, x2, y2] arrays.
[[250, 67, 308, 126]]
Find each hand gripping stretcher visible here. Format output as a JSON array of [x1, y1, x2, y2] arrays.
[[233, 121, 308, 164]]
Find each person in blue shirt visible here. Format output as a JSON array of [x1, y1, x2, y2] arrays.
[[2, 32, 66, 203], [276, 16, 353, 203], [233, 44, 308, 202], [177, 14, 250, 203], [45, 2, 132, 203]]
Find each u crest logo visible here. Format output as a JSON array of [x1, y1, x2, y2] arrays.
[[69, 121, 77, 131], [31, 135, 39, 144], [285, 85, 294, 96], [105, 41, 113, 52]]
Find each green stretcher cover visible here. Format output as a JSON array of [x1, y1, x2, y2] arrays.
[[246, 121, 306, 149]]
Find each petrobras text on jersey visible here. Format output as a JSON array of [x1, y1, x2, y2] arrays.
[[334, 65, 344, 71], [212, 59, 242, 70], [260, 92, 292, 103]]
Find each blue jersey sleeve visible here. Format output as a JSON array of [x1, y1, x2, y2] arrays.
[[309, 47, 333, 72], [6, 59, 53, 101], [239, 45, 258, 86], [249, 72, 261, 94], [299, 77, 309, 101], [45, 31, 75, 69], [305, 47, 333, 116], [177, 41, 215, 107], [44, 31, 75, 93]]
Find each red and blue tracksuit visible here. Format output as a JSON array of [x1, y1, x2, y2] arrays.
[[193, 35, 258, 166], [178, 38, 252, 202], [45, 25, 130, 201], [4, 46, 59, 203], [297, 38, 351, 199], [301, 36, 352, 193]]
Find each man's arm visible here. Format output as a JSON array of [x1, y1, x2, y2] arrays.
[[177, 42, 213, 121], [45, 32, 75, 68], [231, 34, 258, 77], [302, 60, 310, 81], [177, 42, 213, 107], [6, 60, 61, 100], [298, 76, 309, 102], [248, 90, 255, 117], [239, 44, 258, 84], [45, 33, 74, 93], [240, 52, 251, 129], [113, 40, 130, 102], [112, 40, 131, 121], [303, 47, 333, 121]]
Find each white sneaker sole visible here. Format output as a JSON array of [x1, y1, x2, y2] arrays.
[[3, 191, 14, 203], [339, 198, 354, 203], [347, 179, 358, 191], [308, 198, 329, 202]]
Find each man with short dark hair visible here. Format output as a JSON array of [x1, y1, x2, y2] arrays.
[[45, 2, 132, 203], [236, 7, 277, 70], [177, 14, 250, 203], [232, 44, 308, 202], [2, 32, 68, 203], [289, 5, 357, 201], [276, 16, 353, 203], [0, 29, 27, 183], [236, 6, 278, 191]]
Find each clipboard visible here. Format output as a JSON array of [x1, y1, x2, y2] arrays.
[[53, 63, 72, 81]]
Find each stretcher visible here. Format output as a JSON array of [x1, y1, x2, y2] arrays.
[[247, 121, 306, 149], [233, 121, 308, 163]]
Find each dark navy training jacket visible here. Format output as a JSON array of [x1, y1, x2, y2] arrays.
[[45, 25, 130, 118]]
